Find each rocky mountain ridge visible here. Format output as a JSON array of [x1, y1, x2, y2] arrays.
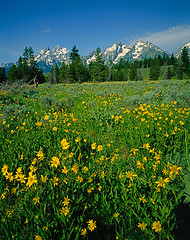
[[2, 41, 190, 73]]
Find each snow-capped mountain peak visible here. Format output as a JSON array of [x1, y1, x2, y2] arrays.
[[35, 45, 70, 72], [174, 42, 190, 58], [2, 41, 189, 73]]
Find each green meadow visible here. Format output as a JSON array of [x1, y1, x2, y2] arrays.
[[0, 80, 190, 240]]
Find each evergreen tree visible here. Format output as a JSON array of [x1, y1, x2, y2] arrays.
[[129, 62, 138, 81], [7, 64, 18, 82], [149, 58, 161, 80], [181, 46, 189, 75], [17, 57, 23, 79], [89, 47, 107, 82], [175, 58, 183, 79], [166, 66, 173, 79], [59, 61, 69, 83], [69, 45, 85, 83], [171, 53, 175, 65], [7, 46, 45, 84], [49, 65, 59, 84], [0, 67, 6, 83]]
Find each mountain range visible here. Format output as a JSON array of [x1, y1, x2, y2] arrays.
[[2, 41, 190, 73]]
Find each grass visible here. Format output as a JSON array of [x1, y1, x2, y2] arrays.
[[0, 79, 190, 240]]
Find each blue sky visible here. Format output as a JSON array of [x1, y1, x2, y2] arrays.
[[1, 0, 190, 64]]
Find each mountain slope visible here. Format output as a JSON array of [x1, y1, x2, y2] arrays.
[[174, 42, 190, 58], [123, 41, 169, 61], [83, 41, 169, 66], [2, 41, 187, 73], [35, 45, 70, 72]]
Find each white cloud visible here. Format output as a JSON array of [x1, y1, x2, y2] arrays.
[[127, 25, 190, 53], [43, 28, 51, 33]]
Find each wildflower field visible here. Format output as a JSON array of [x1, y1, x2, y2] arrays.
[[0, 80, 190, 240]]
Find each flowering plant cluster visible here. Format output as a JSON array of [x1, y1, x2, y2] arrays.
[[0, 80, 189, 239]]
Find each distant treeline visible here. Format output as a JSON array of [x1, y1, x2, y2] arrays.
[[0, 47, 45, 84], [0, 45, 190, 84]]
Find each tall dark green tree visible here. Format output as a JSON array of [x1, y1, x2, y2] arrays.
[[17, 57, 24, 79], [0, 67, 6, 83], [149, 58, 161, 80], [171, 53, 175, 65], [174, 58, 183, 79], [49, 65, 59, 84], [166, 66, 173, 79], [181, 46, 189, 75], [7, 47, 45, 84], [59, 61, 69, 83], [89, 47, 107, 82], [69, 45, 86, 83], [7, 64, 18, 82], [129, 62, 138, 81]]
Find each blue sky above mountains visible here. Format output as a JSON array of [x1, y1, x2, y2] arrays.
[[1, 0, 190, 63]]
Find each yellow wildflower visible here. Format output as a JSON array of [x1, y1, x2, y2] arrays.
[[26, 171, 37, 187], [169, 165, 182, 175], [87, 219, 97, 231], [91, 143, 96, 150], [35, 122, 42, 127], [51, 156, 60, 168], [155, 177, 170, 188], [61, 138, 70, 150], [76, 175, 83, 183], [62, 196, 70, 206], [179, 120, 184, 125], [130, 148, 139, 155], [59, 206, 69, 216], [2, 164, 8, 176], [1, 192, 6, 199], [36, 149, 44, 160], [113, 213, 119, 218], [150, 198, 155, 204], [51, 177, 59, 187], [35, 235, 42, 240], [29, 165, 37, 172], [81, 228, 87, 236], [41, 175, 47, 183], [138, 222, 147, 230], [83, 166, 89, 172], [97, 145, 103, 151], [71, 164, 78, 174], [62, 166, 68, 174], [139, 196, 147, 203], [125, 171, 137, 181], [143, 143, 150, 150], [152, 221, 161, 232], [33, 196, 40, 205], [5, 172, 14, 182], [44, 115, 49, 120], [136, 161, 145, 170], [87, 187, 94, 193], [75, 137, 81, 143]]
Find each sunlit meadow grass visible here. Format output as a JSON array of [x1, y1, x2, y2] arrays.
[[0, 80, 190, 240]]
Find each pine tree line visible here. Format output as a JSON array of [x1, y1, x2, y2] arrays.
[[0, 47, 45, 84], [48, 46, 190, 83], [1, 46, 190, 84]]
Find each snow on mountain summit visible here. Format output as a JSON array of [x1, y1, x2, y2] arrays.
[[174, 42, 190, 58], [33, 41, 172, 72]]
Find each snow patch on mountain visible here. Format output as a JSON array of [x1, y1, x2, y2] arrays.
[[132, 41, 145, 59], [174, 42, 190, 58], [113, 45, 132, 64]]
